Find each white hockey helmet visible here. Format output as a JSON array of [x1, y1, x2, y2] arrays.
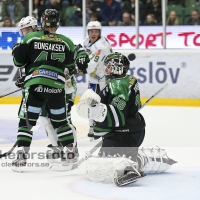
[[87, 21, 102, 32], [18, 16, 38, 36]]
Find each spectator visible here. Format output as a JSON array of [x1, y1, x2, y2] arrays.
[[196, 0, 200, 5], [185, 9, 200, 25], [167, 0, 184, 5], [143, 14, 157, 25], [46, 0, 62, 13], [38, 0, 46, 22], [45, 0, 70, 7], [86, 0, 101, 24], [32, 0, 40, 21], [1, 0, 25, 26], [89, 13, 99, 21], [118, 12, 135, 26], [71, 0, 81, 7], [167, 10, 180, 25], [146, 0, 162, 24], [0, 0, 5, 26], [121, 0, 146, 24], [100, 0, 121, 26], [19, 0, 28, 16], [184, 0, 196, 6], [3, 16, 14, 27], [70, 7, 82, 26]]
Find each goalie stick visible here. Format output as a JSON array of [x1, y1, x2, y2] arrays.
[[49, 140, 103, 171], [139, 83, 168, 111]]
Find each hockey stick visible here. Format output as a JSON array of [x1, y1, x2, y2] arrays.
[[19, 69, 40, 131], [0, 89, 22, 98], [0, 141, 18, 159], [138, 83, 168, 111], [49, 139, 103, 171]]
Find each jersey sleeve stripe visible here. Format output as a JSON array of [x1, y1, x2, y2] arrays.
[[109, 104, 119, 127]]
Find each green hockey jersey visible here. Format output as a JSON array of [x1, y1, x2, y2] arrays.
[[12, 31, 76, 89], [93, 75, 143, 136]]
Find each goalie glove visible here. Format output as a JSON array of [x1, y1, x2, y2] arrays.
[[15, 76, 25, 88], [77, 89, 107, 122], [76, 101, 107, 122]]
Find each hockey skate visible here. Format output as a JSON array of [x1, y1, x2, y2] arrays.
[[61, 145, 79, 166], [46, 144, 63, 163], [50, 145, 79, 171], [114, 170, 145, 187], [88, 127, 94, 141], [12, 149, 28, 173]]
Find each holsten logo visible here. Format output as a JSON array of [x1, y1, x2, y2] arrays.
[[34, 85, 62, 93]]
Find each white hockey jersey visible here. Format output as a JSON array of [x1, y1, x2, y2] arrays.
[[83, 36, 113, 88]]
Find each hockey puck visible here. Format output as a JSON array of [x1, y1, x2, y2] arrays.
[[128, 53, 136, 61]]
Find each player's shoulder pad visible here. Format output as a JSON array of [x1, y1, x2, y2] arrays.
[[21, 31, 42, 44], [56, 34, 75, 51], [129, 75, 138, 86]]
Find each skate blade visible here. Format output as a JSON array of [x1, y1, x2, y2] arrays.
[[90, 137, 94, 142], [12, 166, 23, 173], [49, 162, 78, 171]]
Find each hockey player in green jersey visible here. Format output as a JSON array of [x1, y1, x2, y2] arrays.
[[12, 9, 79, 171], [76, 52, 146, 183], [77, 52, 146, 160]]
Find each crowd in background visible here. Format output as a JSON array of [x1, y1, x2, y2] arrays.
[[0, 0, 200, 27]]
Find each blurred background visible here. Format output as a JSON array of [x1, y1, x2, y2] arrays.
[[0, 0, 200, 107]]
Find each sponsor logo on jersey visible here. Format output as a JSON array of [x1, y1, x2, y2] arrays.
[[66, 81, 71, 88], [40, 35, 62, 42], [85, 48, 91, 54], [115, 129, 129, 132], [95, 49, 101, 55], [32, 69, 58, 80], [129, 76, 136, 85], [34, 85, 62, 93], [34, 42, 65, 52]]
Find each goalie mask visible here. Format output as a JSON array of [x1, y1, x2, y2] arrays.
[[104, 52, 130, 76], [41, 9, 60, 29]]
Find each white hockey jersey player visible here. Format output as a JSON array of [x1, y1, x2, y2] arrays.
[[83, 21, 113, 90]]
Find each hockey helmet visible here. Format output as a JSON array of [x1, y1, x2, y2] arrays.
[[104, 52, 130, 75], [41, 9, 60, 29], [18, 16, 38, 36], [87, 21, 102, 32]]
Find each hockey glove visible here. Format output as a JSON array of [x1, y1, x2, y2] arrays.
[[76, 55, 90, 73], [12, 43, 20, 56], [15, 76, 25, 88]]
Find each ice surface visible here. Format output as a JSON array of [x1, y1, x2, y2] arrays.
[[0, 105, 200, 200]]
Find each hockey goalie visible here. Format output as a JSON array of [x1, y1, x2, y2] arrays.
[[77, 52, 177, 187]]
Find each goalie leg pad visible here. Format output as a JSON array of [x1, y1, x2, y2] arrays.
[[137, 147, 177, 174], [85, 156, 139, 184]]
